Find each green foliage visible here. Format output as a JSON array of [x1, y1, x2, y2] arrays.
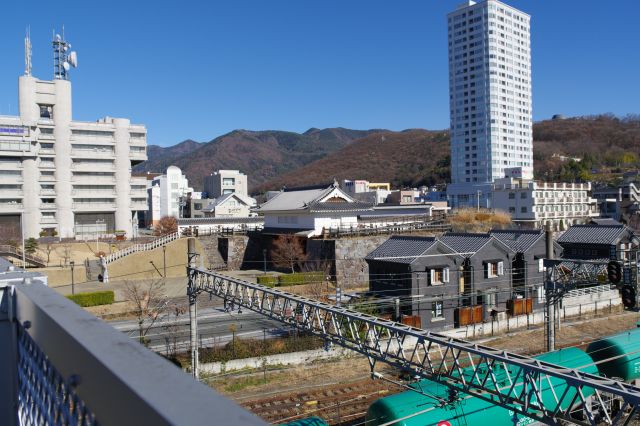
[[67, 291, 115, 307], [276, 271, 325, 287], [196, 335, 323, 364], [256, 275, 279, 287], [24, 238, 38, 255]]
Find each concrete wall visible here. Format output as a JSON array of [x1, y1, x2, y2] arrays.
[[198, 346, 355, 375]]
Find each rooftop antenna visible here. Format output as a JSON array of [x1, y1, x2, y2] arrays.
[[24, 26, 32, 76], [52, 26, 78, 80]]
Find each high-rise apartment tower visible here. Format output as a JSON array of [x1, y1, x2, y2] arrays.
[[446, 0, 532, 207]]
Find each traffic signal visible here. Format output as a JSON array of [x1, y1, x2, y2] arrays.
[[620, 285, 637, 309], [607, 260, 622, 284]]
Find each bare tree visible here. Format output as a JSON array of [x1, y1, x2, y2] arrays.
[[155, 216, 178, 236], [271, 235, 307, 273], [57, 244, 73, 267], [305, 259, 333, 300], [161, 303, 187, 358], [123, 279, 169, 345], [43, 243, 54, 266]]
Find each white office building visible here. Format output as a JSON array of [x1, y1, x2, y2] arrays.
[[493, 177, 599, 230], [203, 170, 248, 199], [446, 0, 533, 208], [147, 166, 193, 226], [0, 33, 147, 239]]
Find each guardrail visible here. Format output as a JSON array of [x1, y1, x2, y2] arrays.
[[0, 281, 266, 425], [105, 231, 181, 263], [321, 220, 452, 238], [564, 283, 615, 298]]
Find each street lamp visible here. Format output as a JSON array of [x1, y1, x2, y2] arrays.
[[70, 261, 75, 295], [95, 219, 105, 252], [162, 245, 167, 278]]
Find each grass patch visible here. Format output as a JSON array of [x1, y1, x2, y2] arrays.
[[67, 290, 115, 307], [224, 375, 274, 392]]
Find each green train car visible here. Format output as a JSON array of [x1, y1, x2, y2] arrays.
[[365, 348, 598, 426], [279, 416, 329, 426], [587, 326, 640, 382]]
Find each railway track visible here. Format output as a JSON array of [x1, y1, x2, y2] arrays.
[[242, 378, 397, 425]]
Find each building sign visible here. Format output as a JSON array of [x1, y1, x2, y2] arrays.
[[0, 126, 29, 137]]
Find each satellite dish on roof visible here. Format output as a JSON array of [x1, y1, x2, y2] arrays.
[[63, 61, 70, 71], [55, 34, 61, 41], [68, 51, 78, 67]]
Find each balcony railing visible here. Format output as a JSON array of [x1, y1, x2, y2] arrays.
[[40, 203, 57, 210], [72, 202, 116, 210], [0, 202, 23, 210], [0, 281, 266, 425]]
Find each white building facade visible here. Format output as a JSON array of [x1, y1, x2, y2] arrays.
[[0, 59, 147, 239], [447, 0, 533, 207], [493, 178, 599, 230], [203, 170, 248, 199], [147, 166, 193, 226]]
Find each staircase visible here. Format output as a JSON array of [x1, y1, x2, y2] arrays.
[[0, 245, 46, 268], [85, 259, 102, 281], [104, 232, 181, 264]]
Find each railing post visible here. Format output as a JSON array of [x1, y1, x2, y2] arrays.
[[187, 238, 199, 380], [0, 285, 18, 426]]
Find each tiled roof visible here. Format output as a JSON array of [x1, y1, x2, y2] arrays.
[[557, 225, 627, 245], [590, 218, 623, 226], [439, 233, 491, 254], [490, 229, 543, 252], [365, 236, 438, 264], [309, 201, 373, 212], [259, 187, 330, 212], [259, 183, 372, 213]]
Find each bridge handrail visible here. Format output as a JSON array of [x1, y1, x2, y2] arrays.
[[105, 231, 181, 264], [0, 244, 45, 265], [0, 281, 265, 426]]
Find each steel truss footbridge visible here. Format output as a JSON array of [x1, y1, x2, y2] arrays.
[[186, 244, 640, 426]]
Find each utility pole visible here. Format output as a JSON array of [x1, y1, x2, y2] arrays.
[[262, 249, 267, 275], [545, 224, 555, 352], [395, 298, 400, 322], [187, 238, 199, 379], [477, 190, 481, 212]]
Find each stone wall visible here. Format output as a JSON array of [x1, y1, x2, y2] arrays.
[[196, 235, 248, 270], [334, 236, 389, 289]]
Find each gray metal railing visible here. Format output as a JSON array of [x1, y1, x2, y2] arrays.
[[0, 282, 266, 426]]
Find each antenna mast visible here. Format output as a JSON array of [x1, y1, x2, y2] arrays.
[[24, 27, 32, 76], [52, 27, 78, 80]]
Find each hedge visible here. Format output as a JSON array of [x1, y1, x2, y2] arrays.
[[67, 291, 115, 307], [276, 271, 325, 287], [256, 275, 279, 287]]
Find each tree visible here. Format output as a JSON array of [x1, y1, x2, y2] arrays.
[[271, 235, 307, 273], [155, 216, 178, 236], [24, 238, 38, 255], [43, 243, 54, 266], [57, 244, 73, 267], [123, 280, 169, 345], [161, 303, 187, 359]]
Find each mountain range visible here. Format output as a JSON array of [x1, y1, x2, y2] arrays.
[[134, 128, 382, 190], [134, 115, 640, 194]]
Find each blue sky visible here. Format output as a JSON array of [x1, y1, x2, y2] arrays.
[[1, 1, 638, 147]]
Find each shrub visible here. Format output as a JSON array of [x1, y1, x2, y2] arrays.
[[277, 271, 324, 287], [67, 290, 115, 307], [256, 275, 278, 287]]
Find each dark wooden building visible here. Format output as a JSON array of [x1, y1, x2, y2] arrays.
[[365, 229, 555, 330]]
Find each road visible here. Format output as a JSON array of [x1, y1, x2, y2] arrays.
[[109, 305, 287, 353]]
